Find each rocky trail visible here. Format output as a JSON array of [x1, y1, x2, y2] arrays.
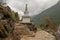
[[14, 23, 56, 40], [21, 30, 55, 40], [5, 23, 56, 40]]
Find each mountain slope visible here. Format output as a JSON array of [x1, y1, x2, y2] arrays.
[[33, 1, 60, 26]]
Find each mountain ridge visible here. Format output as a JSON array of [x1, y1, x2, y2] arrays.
[[32, 1, 60, 26]]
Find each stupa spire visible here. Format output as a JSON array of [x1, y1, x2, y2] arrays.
[[24, 4, 29, 16], [25, 4, 28, 11]]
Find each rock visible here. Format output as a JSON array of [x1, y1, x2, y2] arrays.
[[35, 30, 55, 40], [14, 23, 33, 35], [0, 4, 15, 38], [21, 30, 55, 40], [56, 26, 60, 40], [13, 23, 35, 40]]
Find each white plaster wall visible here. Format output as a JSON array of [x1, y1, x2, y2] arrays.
[[22, 18, 30, 23]]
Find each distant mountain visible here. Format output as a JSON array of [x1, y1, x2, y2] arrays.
[[32, 1, 60, 26]]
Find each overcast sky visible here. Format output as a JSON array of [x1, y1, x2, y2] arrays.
[[6, 0, 59, 16]]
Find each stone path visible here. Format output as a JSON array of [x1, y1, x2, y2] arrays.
[[21, 30, 55, 40]]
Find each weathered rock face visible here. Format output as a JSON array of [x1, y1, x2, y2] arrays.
[[0, 4, 15, 38]]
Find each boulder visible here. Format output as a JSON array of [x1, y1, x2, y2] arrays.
[[21, 30, 55, 40], [56, 26, 60, 40]]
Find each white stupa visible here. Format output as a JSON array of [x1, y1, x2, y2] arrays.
[[21, 4, 31, 23]]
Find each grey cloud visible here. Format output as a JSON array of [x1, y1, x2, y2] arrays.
[[6, 0, 59, 16]]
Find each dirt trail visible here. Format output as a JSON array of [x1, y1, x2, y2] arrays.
[[21, 30, 55, 40]]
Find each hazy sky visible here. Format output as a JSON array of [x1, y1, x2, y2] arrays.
[[6, 0, 59, 16]]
